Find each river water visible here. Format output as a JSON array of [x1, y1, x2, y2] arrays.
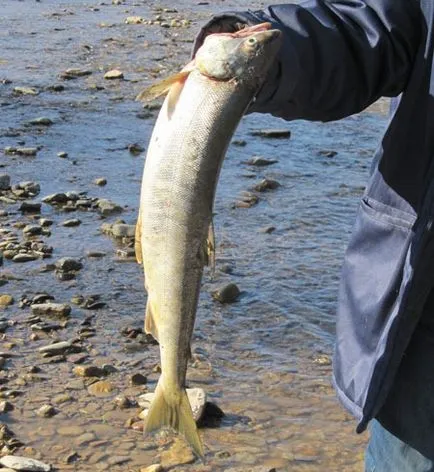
[[0, 1, 388, 470]]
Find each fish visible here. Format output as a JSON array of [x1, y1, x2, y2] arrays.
[[135, 23, 282, 458]]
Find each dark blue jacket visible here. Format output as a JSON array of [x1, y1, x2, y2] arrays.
[[197, 0, 434, 458]]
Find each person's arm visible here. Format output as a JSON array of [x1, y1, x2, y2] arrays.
[[194, 0, 422, 121]]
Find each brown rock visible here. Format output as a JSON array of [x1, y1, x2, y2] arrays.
[[87, 380, 114, 396], [160, 438, 195, 468], [0, 295, 14, 307], [73, 365, 105, 378]]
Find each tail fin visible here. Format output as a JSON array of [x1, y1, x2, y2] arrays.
[[144, 381, 204, 458]]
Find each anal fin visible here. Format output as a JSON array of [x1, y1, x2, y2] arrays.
[[145, 299, 159, 343]]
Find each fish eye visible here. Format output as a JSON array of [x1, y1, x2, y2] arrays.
[[247, 37, 257, 45]]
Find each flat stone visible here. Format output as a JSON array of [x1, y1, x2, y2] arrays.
[[19, 202, 41, 213], [13, 86, 39, 95], [13, 253, 38, 263], [42, 193, 68, 204], [104, 69, 124, 80], [130, 373, 147, 385], [26, 117, 53, 126], [107, 456, 130, 466], [59, 68, 92, 80], [141, 465, 163, 472], [125, 16, 145, 24], [0, 294, 14, 306], [36, 404, 57, 418], [246, 156, 278, 167], [16, 147, 38, 156], [254, 178, 280, 192], [86, 251, 106, 258], [61, 219, 81, 227], [0, 456, 51, 471], [94, 178, 107, 186], [31, 303, 71, 317], [57, 151, 68, 158], [212, 283, 240, 303], [38, 340, 75, 355], [111, 224, 135, 238], [23, 225, 43, 236], [96, 199, 122, 216], [160, 438, 195, 468]]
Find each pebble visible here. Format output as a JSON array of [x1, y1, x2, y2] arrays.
[[246, 156, 278, 167], [38, 340, 75, 355], [52, 393, 73, 405], [0, 295, 14, 306], [125, 16, 145, 24], [55, 257, 83, 272], [61, 219, 81, 227], [59, 68, 92, 80], [0, 456, 51, 471], [94, 177, 107, 186], [5, 147, 38, 156], [141, 465, 163, 472], [160, 438, 195, 468], [114, 395, 133, 409], [0, 174, 11, 190], [73, 365, 105, 378], [212, 283, 240, 303], [130, 373, 147, 386], [23, 224, 43, 236], [318, 149, 338, 157], [104, 69, 124, 80], [31, 303, 71, 317], [128, 143, 144, 155], [250, 128, 291, 138], [87, 380, 114, 396], [39, 218, 53, 227], [57, 151, 68, 158], [86, 251, 106, 258], [0, 401, 14, 413], [259, 226, 276, 234], [111, 223, 135, 238], [36, 404, 57, 418], [31, 322, 63, 332], [13, 86, 39, 95]]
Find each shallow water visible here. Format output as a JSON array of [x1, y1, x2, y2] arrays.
[[0, 1, 388, 470]]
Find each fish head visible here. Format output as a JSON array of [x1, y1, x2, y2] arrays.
[[195, 23, 282, 87]]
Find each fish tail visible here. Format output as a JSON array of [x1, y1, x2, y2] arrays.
[[144, 380, 204, 458]]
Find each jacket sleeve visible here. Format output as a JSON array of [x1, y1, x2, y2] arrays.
[[202, 0, 421, 121]]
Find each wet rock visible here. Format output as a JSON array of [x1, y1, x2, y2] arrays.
[[0, 295, 14, 306], [232, 139, 246, 146], [12, 254, 38, 263], [46, 84, 65, 92], [254, 178, 280, 192], [23, 225, 43, 236], [0, 456, 51, 471], [115, 248, 136, 259], [141, 465, 163, 472], [128, 143, 144, 155], [114, 395, 134, 409], [42, 193, 68, 204], [87, 380, 114, 396], [102, 364, 117, 374], [197, 401, 225, 428], [139, 388, 206, 423], [212, 283, 240, 303], [73, 365, 105, 378], [61, 218, 81, 227], [246, 156, 278, 167], [39, 218, 53, 227], [0, 401, 14, 413], [36, 404, 57, 418], [130, 373, 147, 386], [52, 393, 73, 405], [19, 202, 41, 213], [59, 68, 92, 80], [104, 69, 124, 80], [31, 303, 71, 317], [259, 225, 276, 234], [95, 199, 122, 215], [26, 117, 53, 127], [55, 257, 83, 272], [67, 353, 88, 364], [94, 177, 107, 186], [107, 456, 130, 466], [57, 151, 68, 158], [75, 432, 95, 446], [318, 149, 338, 157], [0, 174, 11, 190], [5, 147, 38, 156], [250, 128, 291, 139], [160, 438, 195, 468], [63, 451, 80, 464], [13, 86, 39, 95], [38, 340, 77, 356], [30, 322, 63, 332], [233, 191, 259, 208], [31, 293, 55, 305], [125, 16, 145, 24], [86, 251, 106, 258], [111, 223, 135, 238]]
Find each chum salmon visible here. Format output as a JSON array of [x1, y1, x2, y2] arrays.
[[135, 23, 282, 457]]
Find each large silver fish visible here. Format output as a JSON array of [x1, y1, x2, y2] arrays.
[[135, 23, 282, 457]]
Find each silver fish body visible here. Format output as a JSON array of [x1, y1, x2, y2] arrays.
[[136, 26, 282, 457]]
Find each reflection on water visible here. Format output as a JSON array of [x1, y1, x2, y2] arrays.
[[0, 0, 388, 470]]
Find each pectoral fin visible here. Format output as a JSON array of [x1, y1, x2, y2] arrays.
[[207, 218, 216, 274]]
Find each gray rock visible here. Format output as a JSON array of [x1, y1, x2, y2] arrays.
[[13, 254, 38, 263], [38, 340, 74, 355], [212, 283, 240, 303], [246, 156, 278, 167], [13, 86, 39, 95], [57, 151, 68, 158], [94, 177, 107, 186], [36, 404, 57, 418], [26, 117, 53, 126], [250, 128, 291, 139], [254, 178, 280, 192], [39, 218, 53, 227], [42, 193, 68, 204], [19, 202, 41, 213], [55, 258, 83, 272], [0, 174, 11, 190], [130, 373, 147, 385], [96, 199, 122, 216], [23, 225, 43, 236], [0, 401, 14, 413], [31, 303, 71, 317], [111, 224, 135, 238], [0, 456, 51, 471], [104, 69, 124, 80], [61, 219, 81, 227], [86, 251, 106, 258]]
